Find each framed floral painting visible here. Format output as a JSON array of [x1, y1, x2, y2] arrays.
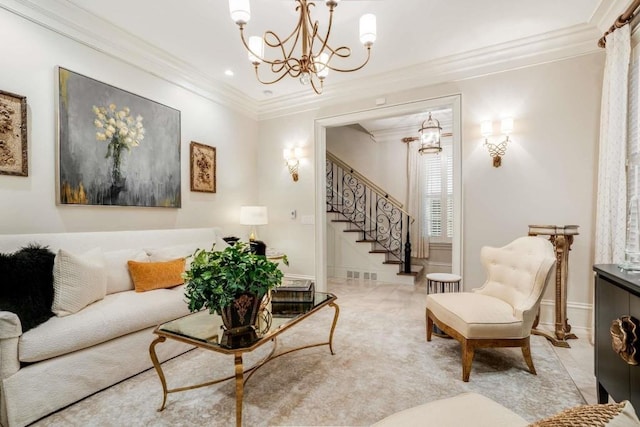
[[57, 67, 181, 207], [0, 90, 27, 177], [190, 141, 216, 193]]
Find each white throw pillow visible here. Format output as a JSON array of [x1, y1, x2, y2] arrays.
[[103, 248, 149, 294], [52, 248, 107, 317]]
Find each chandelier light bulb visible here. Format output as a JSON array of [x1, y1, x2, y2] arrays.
[[359, 14, 377, 47], [300, 72, 311, 85], [229, 0, 251, 25]]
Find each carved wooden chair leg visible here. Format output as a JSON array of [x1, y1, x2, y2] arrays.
[[521, 337, 537, 375], [462, 339, 475, 382], [426, 310, 433, 342]]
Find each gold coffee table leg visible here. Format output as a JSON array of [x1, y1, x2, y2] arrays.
[[234, 354, 244, 427], [328, 302, 340, 355], [149, 336, 169, 411]]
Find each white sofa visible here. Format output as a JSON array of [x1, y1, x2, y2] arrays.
[[0, 228, 225, 427]]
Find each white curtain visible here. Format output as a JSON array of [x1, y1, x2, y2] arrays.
[[595, 25, 631, 264], [407, 141, 429, 258]]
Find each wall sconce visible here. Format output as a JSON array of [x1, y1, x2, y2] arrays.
[[283, 147, 303, 182], [481, 117, 514, 167]]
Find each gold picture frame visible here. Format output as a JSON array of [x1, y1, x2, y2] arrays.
[[0, 90, 27, 176], [190, 141, 216, 193]]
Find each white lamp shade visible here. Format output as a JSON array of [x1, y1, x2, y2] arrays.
[[229, 0, 251, 24], [480, 120, 493, 137], [283, 147, 303, 160], [501, 117, 514, 135], [248, 36, 264, 64], [359, 14, 377, 46], [240, 206, 268, 225]]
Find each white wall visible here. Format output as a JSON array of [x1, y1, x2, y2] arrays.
[[0, 8, 259, 236], [326, 126, 407, 203], [259, 52, 604, 329], [254, 111, 317, 277]]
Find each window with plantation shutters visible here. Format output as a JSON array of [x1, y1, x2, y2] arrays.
[[423, 142, 453, 243]]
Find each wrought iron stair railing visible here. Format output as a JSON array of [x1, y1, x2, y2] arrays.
[[326, 151, 413, 274]]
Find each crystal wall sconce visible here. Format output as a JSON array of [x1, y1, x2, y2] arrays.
[[481, 117, 514, 167]]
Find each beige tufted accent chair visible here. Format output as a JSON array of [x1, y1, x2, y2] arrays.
[[426, 236, 556, 382]]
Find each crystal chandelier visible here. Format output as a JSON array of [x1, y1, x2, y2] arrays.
[[228, 0, 377, 95]]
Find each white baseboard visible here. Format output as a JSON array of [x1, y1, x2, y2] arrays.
[[537, 299, 593, 340]]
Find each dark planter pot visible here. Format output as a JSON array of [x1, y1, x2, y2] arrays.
[[220, 292, 261, 331]]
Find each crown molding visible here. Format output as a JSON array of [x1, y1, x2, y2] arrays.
[[590, 0, 631, 33], [0, 0, 259, 118], [256, 23, 602, 120]]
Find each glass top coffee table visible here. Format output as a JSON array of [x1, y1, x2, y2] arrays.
[[149, 292, 339, 427]]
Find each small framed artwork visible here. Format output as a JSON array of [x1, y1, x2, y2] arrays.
[[0, 90, 27, 177], [190, 141, 216, 193]]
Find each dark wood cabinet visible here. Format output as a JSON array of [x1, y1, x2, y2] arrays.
[[594, 265, 640, 416]]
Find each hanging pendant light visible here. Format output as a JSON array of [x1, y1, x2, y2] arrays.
[[418, 113, 442, 154]]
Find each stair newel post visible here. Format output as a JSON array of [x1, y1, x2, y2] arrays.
[[404, 214, 412, 274]]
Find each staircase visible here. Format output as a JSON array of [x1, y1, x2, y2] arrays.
[[326, 152, 423, 284]]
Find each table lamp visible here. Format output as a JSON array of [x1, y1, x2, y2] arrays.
[[240, 206, 268, 241]]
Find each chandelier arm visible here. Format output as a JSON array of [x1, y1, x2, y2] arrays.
[[271, 58, 304, 78], [324, 47, 372, 73], [264, 30, 298, 71], [312, 29, 351, 58], [310, 75, 323, 95], [254, 65, 295, 86], [239, 27, 296, 70], [263, 11, 303, 48], [308, 3, 335, 59], [262, 4, 304, 70]]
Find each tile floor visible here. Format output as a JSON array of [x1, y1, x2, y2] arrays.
[[547, 328, 598, 404], [327, 276, 598, 405]]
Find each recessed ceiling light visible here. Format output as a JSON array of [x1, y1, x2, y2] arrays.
[[224, 70, 234, 77]]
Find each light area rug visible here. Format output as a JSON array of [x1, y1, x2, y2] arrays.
[[33, 281, 585, 426]]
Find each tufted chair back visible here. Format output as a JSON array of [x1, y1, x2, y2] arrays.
[[475, 236, 556, 330]]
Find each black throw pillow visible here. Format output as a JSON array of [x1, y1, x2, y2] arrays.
[[0, 244, 55, 332]]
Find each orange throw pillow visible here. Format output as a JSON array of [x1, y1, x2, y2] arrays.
[[127, 258, 185, 292]]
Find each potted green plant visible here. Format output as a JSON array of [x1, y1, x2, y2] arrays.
[[183, 242, 288, 331]]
